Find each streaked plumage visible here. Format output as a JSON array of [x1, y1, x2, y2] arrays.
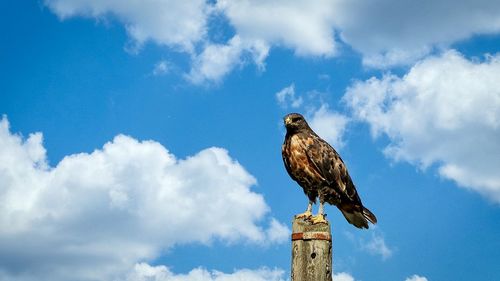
[[282, 113, 377, 229]]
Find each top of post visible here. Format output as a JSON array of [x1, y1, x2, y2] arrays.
[[291, 217, 331, 241]]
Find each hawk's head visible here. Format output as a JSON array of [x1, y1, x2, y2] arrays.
[[284, 113, 309, 132]]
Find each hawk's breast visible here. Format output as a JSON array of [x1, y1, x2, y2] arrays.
[[284, 134, 325, 191]]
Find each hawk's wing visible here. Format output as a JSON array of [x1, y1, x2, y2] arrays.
[[303, 133, 362, 204]]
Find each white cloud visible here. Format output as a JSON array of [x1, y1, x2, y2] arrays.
[[333, 272, 356, 281], [127, 268, 362, 281], [127, 263, 285, 281], [0, 116, 288, 280], [344, 50, 500, 202], [344, 229, 394, 261], [361, 47, 432, 69], [44, 0, 209, 52], [308, 105, 349, 149], [187, 35, 269, 84], [187, 36, 244, 84], [216, 0, 338, 57], [46, 0, 336, 83], [333, 0, 500, 67], [45, 0, 500, 78], [405, 275, 428, 281], [265, 218, 290, 245], [276, 84, 303, 109], [127, 264, 359, 281], [363, 234, 393, 260]]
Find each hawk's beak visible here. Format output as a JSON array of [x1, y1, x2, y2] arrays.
[[284, 116, 292, 125]]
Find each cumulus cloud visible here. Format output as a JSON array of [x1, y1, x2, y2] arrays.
[[190, 0, 342, 82], [127, 263, 285, 281], [0, 116, 288, 280], [216, 0, 338, 57], [344, 50, 500, 202], [187, 35, 269, 84], [265, 218, 290, 245], [275, 84, 303, 109], [44, 0, 209, 52], [405, 275, 429, 281]]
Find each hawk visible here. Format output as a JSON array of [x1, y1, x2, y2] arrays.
[[282, 113, 377, 228]]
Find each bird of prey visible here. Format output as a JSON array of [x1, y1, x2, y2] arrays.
[[282, 113, 377, 228]]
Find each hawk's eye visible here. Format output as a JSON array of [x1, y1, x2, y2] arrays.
[[292, 117, 302, 122]]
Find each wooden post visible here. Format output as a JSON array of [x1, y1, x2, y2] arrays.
[[291, 217, 332, 281]]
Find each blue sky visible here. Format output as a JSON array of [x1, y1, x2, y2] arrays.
[[1, 1, 500, 281]]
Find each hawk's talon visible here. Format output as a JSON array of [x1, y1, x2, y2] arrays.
[[308, 214, 328, 224], [295, 210, 312, 220]]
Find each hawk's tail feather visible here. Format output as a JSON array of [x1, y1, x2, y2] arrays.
[[340, 209, 368, 229], [362, 207, 377, 225], [340, 207, 377, 229]]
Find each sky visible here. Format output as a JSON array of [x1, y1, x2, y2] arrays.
[[1, 1, 500, 281]]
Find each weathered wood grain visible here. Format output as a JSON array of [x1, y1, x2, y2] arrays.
[[291, 217, 332, 281]]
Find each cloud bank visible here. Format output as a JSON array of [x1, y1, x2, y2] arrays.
[[344, 50, 500, 202], [45, 0, 500, 81], [127, 264, 360, 281], [332, 0, 500, 67], [0, 116, 288, 280], [127, 264, 285, 281]]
